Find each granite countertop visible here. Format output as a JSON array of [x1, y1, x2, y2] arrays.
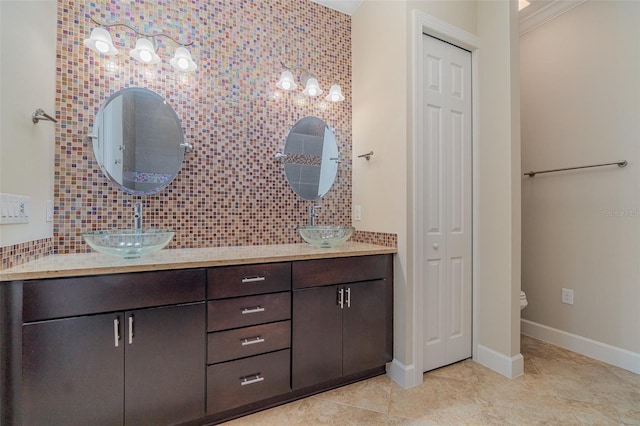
[[0, 242, 397, 281]]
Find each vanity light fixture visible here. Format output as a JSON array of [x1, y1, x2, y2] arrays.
[[276, 64, 344, 102], [129, 38, 161, 64], [170, 47, 197, 72], [302, 76, 323, 97], [325, 84, 345, 102], [276, 70, 298, 90], [84, 16, 197, 72], [83, 27, 118, 56]]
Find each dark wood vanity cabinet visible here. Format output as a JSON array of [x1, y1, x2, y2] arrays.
[[2, 252, 393, 426], [19, 269, 206, 426], [291, 255, 393, 390], [205, 263, 292, 415], [22, 313, 124, 426]]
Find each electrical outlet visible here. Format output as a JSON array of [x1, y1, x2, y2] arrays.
[[46, 200, 54, 222], [562, 288, 574, 305], [354, 205, 362, 221]]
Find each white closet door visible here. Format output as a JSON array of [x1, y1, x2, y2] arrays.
[[421, 34, 472, 372]]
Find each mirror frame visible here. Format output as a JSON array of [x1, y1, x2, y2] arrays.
[[282, 116, 339, 201], [90, 87, 186, 195]]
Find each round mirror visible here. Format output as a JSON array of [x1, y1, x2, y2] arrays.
[[283, 116, 339, 200], [90, 87, 186, 195]]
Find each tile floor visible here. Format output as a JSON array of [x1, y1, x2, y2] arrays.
[[223, 335, 640, 425]]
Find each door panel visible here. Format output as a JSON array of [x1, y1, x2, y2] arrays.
[[343, 280, 387, 375], [292, 285, 342, 390], [22, 314, 124, 426], [424, 259, 445, 370], [422, 34, 472, 372], [426, 104, 444, 235], [124, 303, 205, 426]]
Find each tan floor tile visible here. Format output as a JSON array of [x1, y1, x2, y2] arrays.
[[288, 397, 390, 425], [529, 353, 640, 409], [221, 336, 640, 425], [388, 373, 480, 419], [313, 374, 395, 414], [221, 400, 303, 425]]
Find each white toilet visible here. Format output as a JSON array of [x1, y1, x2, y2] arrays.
[[520, 291, 528, 310]]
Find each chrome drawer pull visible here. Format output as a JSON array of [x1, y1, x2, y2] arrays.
[[241, 306, 265, 315], [241, 276, 266, 283], [241, 336, 265, 346], [128, 315, 134, 344], [113, 318, 120, 347], [240, 374, 264, 386]]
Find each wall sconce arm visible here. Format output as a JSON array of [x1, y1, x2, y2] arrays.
[[89, 16, 193, 47]]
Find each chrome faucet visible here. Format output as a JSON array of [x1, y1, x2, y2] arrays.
[[133, 202, 143, 233], [309, 205, 321, 226]]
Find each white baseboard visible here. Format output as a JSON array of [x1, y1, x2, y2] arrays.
[[521, 319, 640, 375], [475, 344, 524, 379], [386, 359, 419, 389]]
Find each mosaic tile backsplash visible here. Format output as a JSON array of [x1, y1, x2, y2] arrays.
[[0, 238, 54, 270], [1, 0, 397, 268], [54, 0, 353, 253]]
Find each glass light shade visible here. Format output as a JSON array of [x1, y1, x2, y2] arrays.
[[302, 77, 323, 97], [276, 70, 297, 91], [170, 47, 197, 72], [83, 27, 118, 56], [129, 38, 161, 64], [325, 84, 345, 102]]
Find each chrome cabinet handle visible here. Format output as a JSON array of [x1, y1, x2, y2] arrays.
[[241, 336, 265, 346], [338, 288, 344, 309], [240, 374, 264, 386], [128, 315, 134, 344], [114, 318, 120, 347], [241, 276, 266, 283], [346, 287, 351, 308], [241, 306, 265, 315]]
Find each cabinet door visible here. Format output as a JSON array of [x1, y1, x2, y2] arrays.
[[343, 280, 389, 376], [22, 313, 125, 426], [292, 285, 342, 390], [124, 302, 205, 426]]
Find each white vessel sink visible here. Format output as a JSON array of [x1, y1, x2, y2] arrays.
[[297, 225, 355, 248], [81, 229, 175, 259]]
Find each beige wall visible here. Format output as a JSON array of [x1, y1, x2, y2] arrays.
[[407, 0, 477, 35], [476, 0, 522, 359], [521, 1, 640, 354], [352, 0, 410, 364], [354, 0, 522, 382], [0, 1, 56, 246]]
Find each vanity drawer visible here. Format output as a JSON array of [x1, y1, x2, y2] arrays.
[[208, 263, 291, 299], [293, 255, 389, 289], [206, 349, 290, 414], [208, 320, 290, 364], [23, 269, 206, 322], [207, 292, 291, 332]]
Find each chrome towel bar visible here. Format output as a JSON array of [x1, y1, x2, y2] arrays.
[[524, 160, 627, 177], [32, 108, 58, 124], [357, 151, 373, 161]]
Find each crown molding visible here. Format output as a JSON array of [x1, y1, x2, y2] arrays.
[[310, 0, 363, 15], [520, 0, 588, 35]]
